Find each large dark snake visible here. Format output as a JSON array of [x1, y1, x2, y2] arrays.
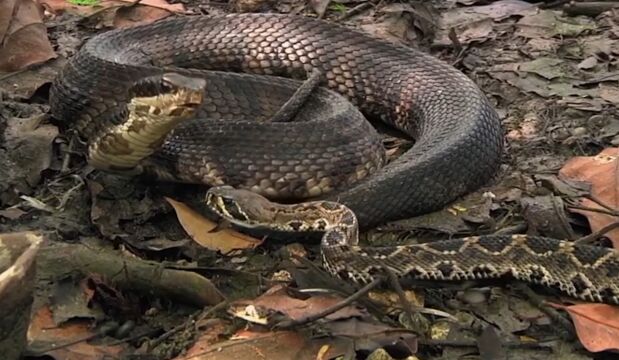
[[48, 14, 619, 304]]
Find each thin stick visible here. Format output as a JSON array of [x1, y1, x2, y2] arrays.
[[575, 221, 619, 244], [584, 194, 619, 215], [568, 204, 619, 218], [337, 2, 374, 21], [384, 267, 417, 321], [275, 278, 383, 329], [419, 338, 552, 350], [148, 300, 229, 350]]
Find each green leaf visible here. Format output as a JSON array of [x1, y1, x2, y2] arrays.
[[67, 0, 100, 6], [329, 2, 346, 13]]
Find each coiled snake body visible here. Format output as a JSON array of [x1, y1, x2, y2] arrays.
[[49, 14, 619, 304]]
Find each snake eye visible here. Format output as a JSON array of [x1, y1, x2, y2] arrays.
[[221, 197, 249, 221]]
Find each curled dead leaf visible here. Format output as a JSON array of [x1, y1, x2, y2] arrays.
[[27, 306, 126, 358], [549, 302, 619, 353], [176, 329, 348, 360], [0, 0, 56, 72], [559, 147, 619, 247], [165, 197, 263, 254], [40, 0, 184, 28]]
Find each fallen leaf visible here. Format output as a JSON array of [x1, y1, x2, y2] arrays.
[[230, 284, 365, 324], [599, 84, 619, 105], [40, 0, 184, 28], [325, 318, 418, 354], [42, 0, 183, 13], [518, 57, 573, 80], [165, 197, 263, 254], [309, 0, 331, 18], [50, 278, 105, 325], [559, 147, 619, 247], [360, 9, 418, 46], [172, 319, 228, 359], [27, 306, 126, 359], [177, 329, 349, 360], [549, 302, 619, 352], [0, 57, 67, 99], [434, 0, 535, 46], [87, 179, 167, 238], [0, 0, 56, 72], [0, 207, 26, 220], [0, 112, 58, 203], [515, 10, 596, 39], [488, 70, 598, 99], [578, 56, 598, 70]]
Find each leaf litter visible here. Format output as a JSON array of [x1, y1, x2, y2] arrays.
[[0, 0, 56, 72], [2, 0, 619, 359]]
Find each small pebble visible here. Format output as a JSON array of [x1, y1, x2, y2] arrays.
[[571, 126, 587, 136], [611, 135, 619, 146], [230, 256, 247, 264]]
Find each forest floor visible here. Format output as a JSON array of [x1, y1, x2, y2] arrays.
[[1, 0, 619, 359]]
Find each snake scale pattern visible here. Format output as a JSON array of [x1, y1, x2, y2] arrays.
[[49, 14, 619, 304]]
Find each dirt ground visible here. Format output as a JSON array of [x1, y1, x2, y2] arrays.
[[1, 0, 619, 359]]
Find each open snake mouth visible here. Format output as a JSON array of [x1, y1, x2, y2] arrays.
[[131, 73, 206, 116]]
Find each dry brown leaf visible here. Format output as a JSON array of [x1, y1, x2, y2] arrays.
[[549, 302, 619, 352], [165, 197, 263, 254], [230, 284, 365, 324], [41, 0, 183, 14], [309, 0, 331, 17], [176, 329, 348, 360], [27, 306, 126, 359], [118, 0, 183, 12], [0, 0, 56, 72], [599, 84, 619, 106], [559, 147, 619, 247], [172, 319, 228, 359], [111, 4, 172, 28], [40, 0, 183, 28]]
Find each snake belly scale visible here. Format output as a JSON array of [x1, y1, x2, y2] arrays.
[[49, 13, 504, 229]]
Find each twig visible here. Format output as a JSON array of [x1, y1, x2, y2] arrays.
[[384, 267, 417, 321], [539, 0, 571, 10], [275, 278, 383, 329], [60, 136, 75, 174], [584, 194, 619, 215], [563, 1, 619, 17], [419, 338, 552, 350], [148, 301, 229, 350], [568, 204, 619, 218], [337, 2, 374, 21], [38, 242, 225, 307], [575, 221, 619, 244], [27, 322, 119, 356]]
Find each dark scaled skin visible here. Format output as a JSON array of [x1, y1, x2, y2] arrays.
[[49, 13, 503, 229]]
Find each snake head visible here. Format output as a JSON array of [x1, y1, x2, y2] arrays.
[[130, 72, 206, 117], [205, 186, 276, 227]]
